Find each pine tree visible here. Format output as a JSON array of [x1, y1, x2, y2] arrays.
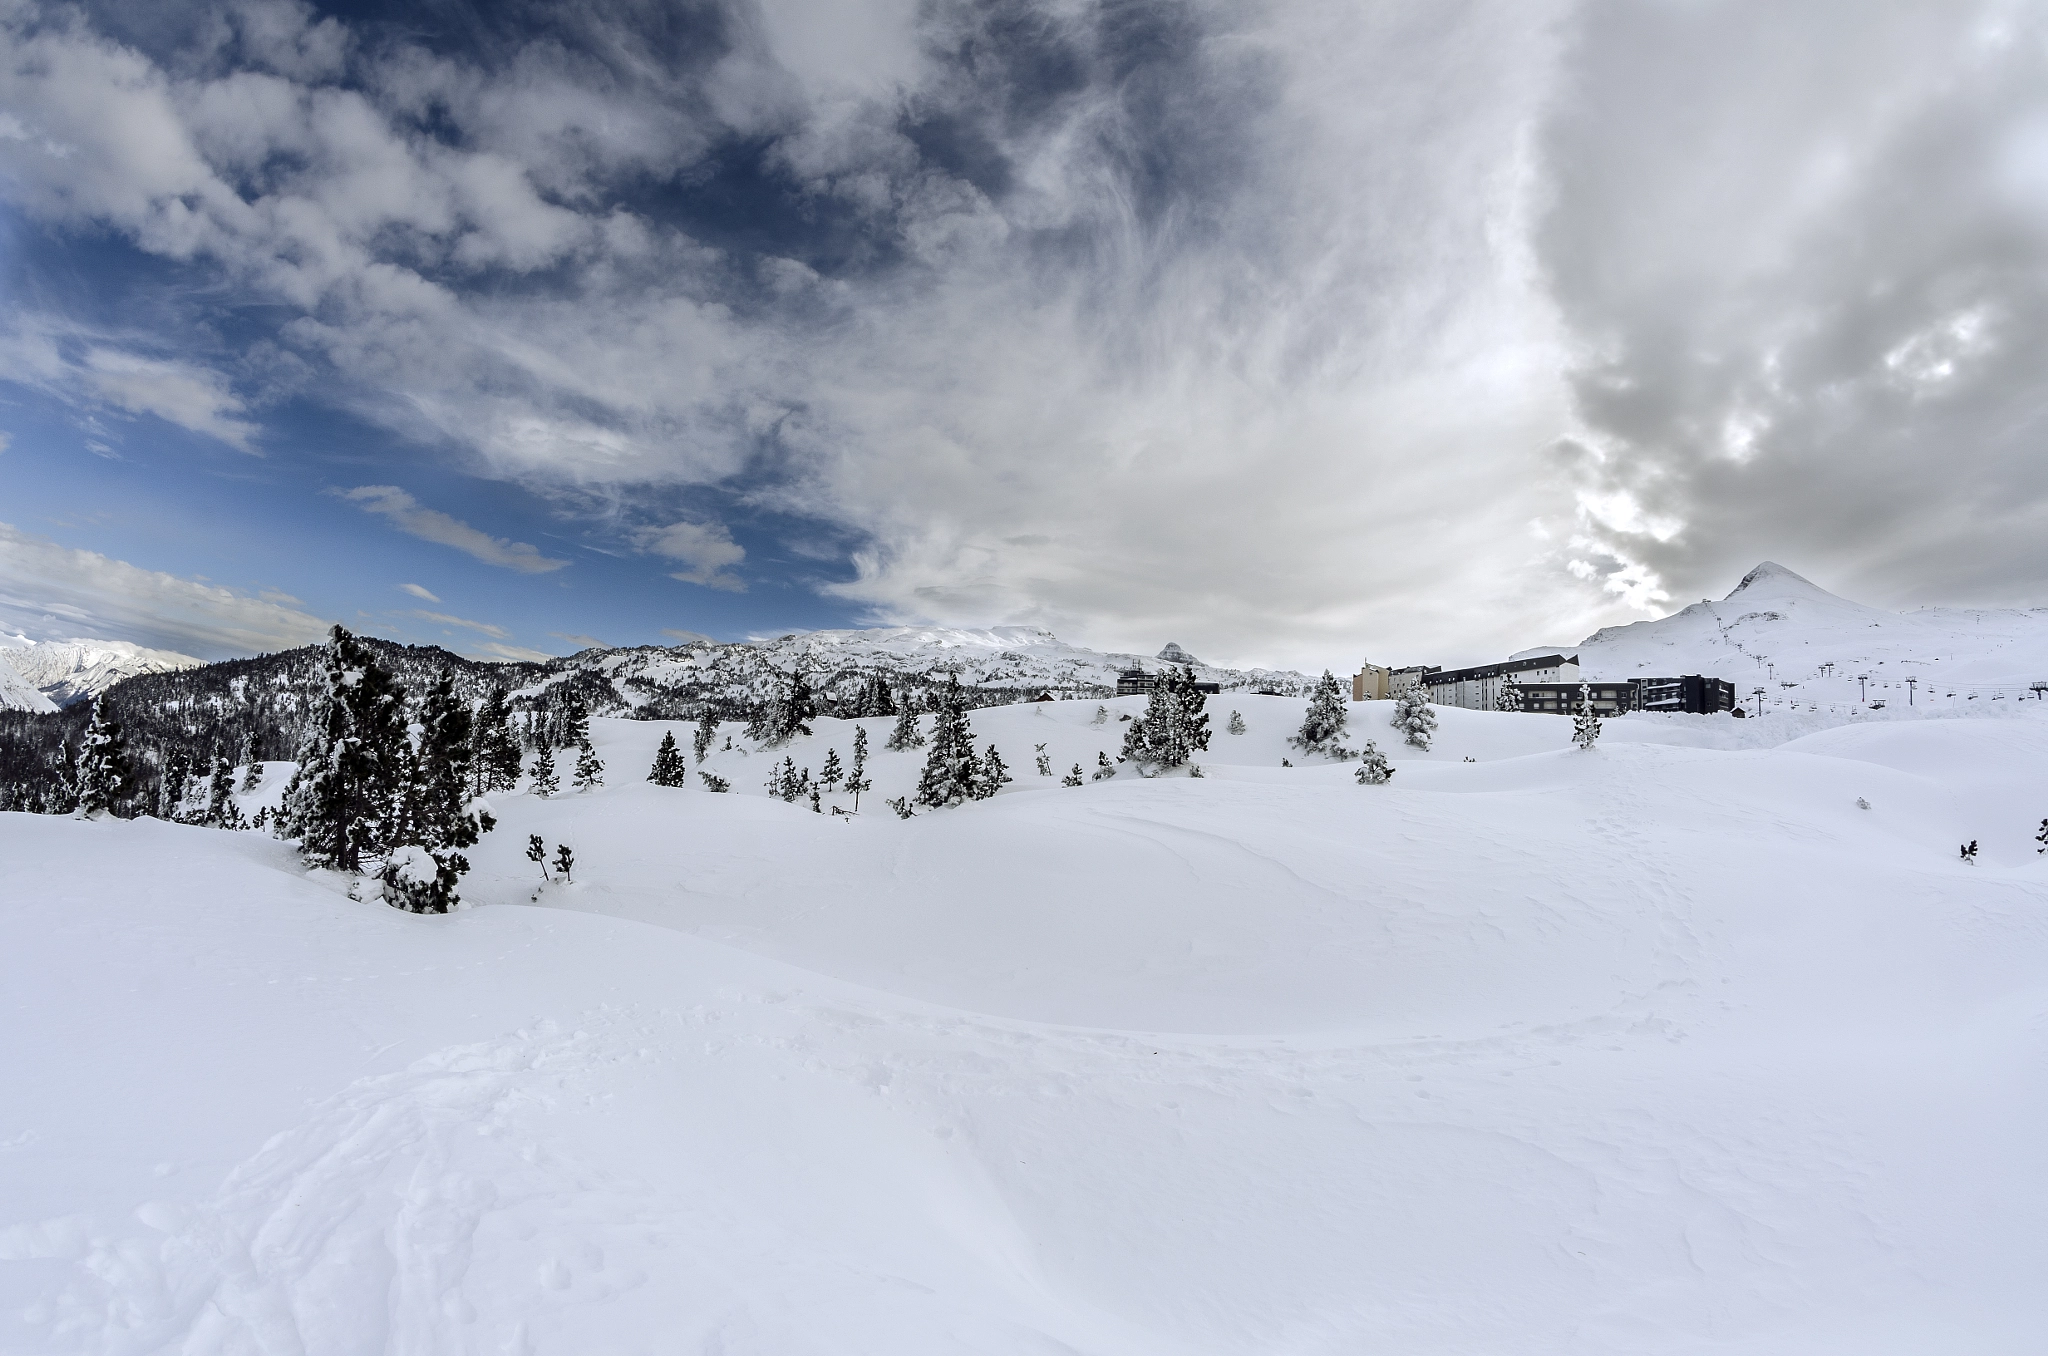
[[2036, 818, 2047, 854], [157, 749, 190, 821], [847, 673, 895, 718], [1063, 763, 1084, 787], [886, 699, 924, 751], [383, 671, 496, 913], [1391, 687, 1437, 751], [914, 674, 982, 809], [749, 670, 817, 747], [530, 744, 560, 797], [204, 752, 236, 826], [1291, 672, 1353, 758], [820, 747, 843, 791], [1121, 665, 1212, 773], [693, 708, 719, 763], [1354, 741, 1394, 785], [648, 731, 688, 787], [472, 688, 523, 794], [1227, 710, 1246, 736], [527, 834, 550, 881], [809, 784, 822, 814], [699, 770, 731, 792], [573, 739, 605, 791], [845, 726, 871, 811], [1571, 684, 1601, 751], [1091, 750, 1116, 781], [239, 735, 264, 793], [560, 699, 591, 750], [553, 843, 575, 882], [1034, 743, 1052, 776], [1496, 680, 1524, 714], [276, 626, 408, 873], [974, 743, 1012, 799], [73, 699, 134, 819]]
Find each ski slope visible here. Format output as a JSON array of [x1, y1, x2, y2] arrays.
[[2, 693, 2043, 1353]]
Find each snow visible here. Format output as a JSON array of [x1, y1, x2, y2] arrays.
[[4, 677, 2045, 1352], [0, 651, 57, 712], [0, 635, 202, 706]]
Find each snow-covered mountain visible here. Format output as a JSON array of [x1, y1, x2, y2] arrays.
[[560, 624, 1311, 714], [1514, 561, 2048, 713], [0, 653, 56, 713], [0, 635, 204, 707]]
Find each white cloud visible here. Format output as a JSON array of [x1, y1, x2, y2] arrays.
[[640, 520, 747, 592], [473, 641, 556, 663], [398, 582, 439, 601], [0, 520, 331, 658], [338, 486, 569, 574], [79, 347, 260, 452], [407, 608, 508, 639]]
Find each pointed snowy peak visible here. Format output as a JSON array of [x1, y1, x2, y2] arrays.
[[1157, 642, 1200, 666], [1725, 561, 1833, 601]]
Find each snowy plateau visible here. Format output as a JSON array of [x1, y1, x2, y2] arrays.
[[2, 565, 2046, 1354]]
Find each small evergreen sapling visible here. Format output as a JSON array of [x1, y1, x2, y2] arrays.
[[1571, 684, 1601, 751], [2037, 818, 2048, 853], [1354, 741, 1394, 785], [530, 745, 560, 797], [648, 731, 688, 787], [820, 747, 843, 791], [1092, 750, 1116, 781], [844, 727, 871, 811], [527, 834, 549, 882], [885, 795, 915, 819], [975, 743, 1012, 799], [698, 770, 732, 792], [240, 737, 264, 792], [1391, 687, 1437, 751], [1227, 710, 1246, 736], [1091, 705, 1109, 726], [1034, 743, 1052, 776], [573, 739, 605, 791], [553, 843, 575, 882], [1063, 763, 1084, 787], [693, 709, 719, 763], [1960, 839, 1979, 865]]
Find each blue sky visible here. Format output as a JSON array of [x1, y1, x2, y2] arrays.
[[4, 1, 2048, 669]]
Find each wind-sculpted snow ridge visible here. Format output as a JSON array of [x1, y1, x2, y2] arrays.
[[3, 695, 2044, 1352], [0, 635, 203, 706], [1514, 560, 2048, 715], [558, 624, 1311, 716]]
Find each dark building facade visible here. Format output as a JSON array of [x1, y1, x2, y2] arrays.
[[1116, 667, 1221, 697], [1511, 675, 1738, 716]]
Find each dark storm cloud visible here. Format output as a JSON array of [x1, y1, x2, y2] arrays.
[[1542, 0, 2048, 609]]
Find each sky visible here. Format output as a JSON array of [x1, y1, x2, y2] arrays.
[[2, 0, 2047, 671]]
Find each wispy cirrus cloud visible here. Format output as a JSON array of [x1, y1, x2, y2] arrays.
[[407, 608, 509, 639], [337, 486, 568, 574]]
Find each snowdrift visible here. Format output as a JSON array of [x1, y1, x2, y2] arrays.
[[2, 696, 2044, 1353]]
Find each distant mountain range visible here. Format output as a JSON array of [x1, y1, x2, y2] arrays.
[[0, 637, 203, 711]]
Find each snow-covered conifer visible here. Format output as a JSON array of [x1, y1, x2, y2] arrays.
[[157, 749, 190, 821], [1571, 685, 1601, 751], [1034, 743, 1052, 776], [1496, 680, 1524, 714], [886, 699, 924, 751], [276, 626, 408, 873], [560, 699, 591, 750], [699, 770, 731, 792], [1091, 750, 1116, 781], [553, 843, 575, 882], [72, 699, 134, 819], [845, 726, 871, 811], [1354, 742, 1394, 785], [204, 752, 236, 826], [749, 670, 816, 747], [472, 688, 524, 794], [885, 795, 915, 819], [1063, 763, 1084, 787], [1122, 665, 1212, 773], [693, 708, 719, 763], [383, 672, 496, 913], [2037, 818, 2048, 854], [974, 743, 1012, 799], [527, 834, 549, 882], [810, 785, 822, 813], [1391, 687, 1437, 751], [529, 745, 560, 797], [1227, 710, 1246, 736], [239, 736, 264, 793], [1091, 705, 1109, 725], [572, 740, 604, 791], [1291, 672, 1353, 758], [821, 747, 843, 790], [648, 731, 688, 787], [913, 674, 982, 809]]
